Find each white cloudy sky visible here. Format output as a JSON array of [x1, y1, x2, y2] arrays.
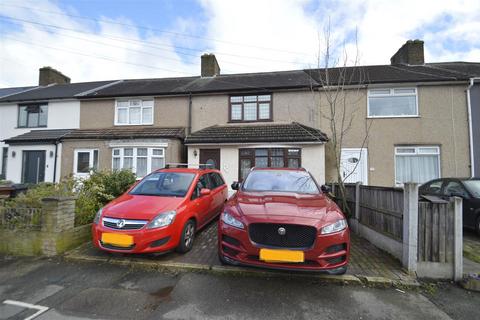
[[0, 0, 479, 87]]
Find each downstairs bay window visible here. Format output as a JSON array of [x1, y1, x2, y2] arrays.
[[112, 147, 165, 178], [395, 146, 440, 185]]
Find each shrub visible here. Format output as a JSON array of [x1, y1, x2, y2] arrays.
[[5, 178, 76, 208], [74, 170, 136, 225]]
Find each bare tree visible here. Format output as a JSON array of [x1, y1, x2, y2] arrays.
[[306, 23, 372, 216]]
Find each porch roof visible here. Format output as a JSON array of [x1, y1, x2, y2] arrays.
[[61, 127, 185, 140], [184, 122, 328, 144], [3, 129, 74, 144]]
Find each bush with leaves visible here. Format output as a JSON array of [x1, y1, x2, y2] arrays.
[[4, 178, 76, 208], [74, 170, 136, 225]]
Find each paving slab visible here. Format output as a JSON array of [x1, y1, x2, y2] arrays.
[[66, 219, 416, 286]]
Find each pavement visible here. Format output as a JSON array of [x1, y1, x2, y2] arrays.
[[66, 219, 416, 287], [1, 256, 479, 320]]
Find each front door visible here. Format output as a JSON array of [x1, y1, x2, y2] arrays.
[[200, 149, 220, 169], [340, 148, 368, 184], [22, 150, 46, 184]]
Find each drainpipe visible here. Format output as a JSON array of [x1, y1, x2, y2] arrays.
[[187, 92, 192, 135], [53, 140, 59, 183], [467, 77, 480, 178]]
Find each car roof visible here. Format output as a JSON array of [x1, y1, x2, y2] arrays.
[[155, 167, 220, 174], [251, 167, 307, 172]]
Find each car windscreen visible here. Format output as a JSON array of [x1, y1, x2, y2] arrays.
[[464, 180, 480, 198], [129, 172, 195, 197], [242, 170, 320, 194]]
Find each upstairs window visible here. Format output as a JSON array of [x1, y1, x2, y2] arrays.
[[368, 88, 418, 117], [115, 99, 153, 125], [18, 104, 48, 128], [229, 94, 272, 122]]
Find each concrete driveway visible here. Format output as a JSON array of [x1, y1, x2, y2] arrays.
[[1, 256, 478, 320]]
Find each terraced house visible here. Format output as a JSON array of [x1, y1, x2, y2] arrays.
[[1, 40, 479, 188]]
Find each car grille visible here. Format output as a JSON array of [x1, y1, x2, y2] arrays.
[[248, 223, 317, 249], [99, 241, 135, 251], [102, 217, 148, 230]]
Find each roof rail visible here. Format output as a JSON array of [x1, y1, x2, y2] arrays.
[[165, 163, 214, 169]]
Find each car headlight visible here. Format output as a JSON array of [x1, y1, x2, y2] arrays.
[[93, 208, 103, 224], [146, 210, 176, 229], [321, 219, 347, 235], [221, 212, 244, 229]]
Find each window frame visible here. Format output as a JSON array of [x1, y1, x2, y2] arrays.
[[228, 94, 273, 123], [114, 98, 154, 126], [111, 147, 165, 178], [367, 87, 419, 118], [73, 149, 99, 175], [238, 148, 302, 181], [394, 145, 441, 186], [17, 103, 48, 128]]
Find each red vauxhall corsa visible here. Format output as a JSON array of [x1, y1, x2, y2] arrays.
[[218, 168, 350, 274], [92, 167, 228, 254]]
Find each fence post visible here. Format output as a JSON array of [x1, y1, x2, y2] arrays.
[[355, 182, 361, 221], [402, 183, 418, 273], [453, 197, 463, 281]]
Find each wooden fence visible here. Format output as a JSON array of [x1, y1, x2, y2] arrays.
[[418, 201, 455, 263], [331, 182, 463, 280], [331, 183, 404, 241]]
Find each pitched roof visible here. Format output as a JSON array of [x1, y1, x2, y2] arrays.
[[0, 81, 116, 103], [184, 122, 328, 144], [1, 62, 479, 103], [3, 129, 74, 144], [62, 127, 185, 140], [304, 63, 479, 86], [0, 86, 37, 98]]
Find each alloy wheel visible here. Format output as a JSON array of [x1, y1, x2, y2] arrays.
[[184, 223, 195, 248]]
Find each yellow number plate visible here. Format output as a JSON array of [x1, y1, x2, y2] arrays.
[[101, 233, 133, 247], [259, 249, 304, 263]]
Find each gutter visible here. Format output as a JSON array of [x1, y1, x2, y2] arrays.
[[467, 77, 480, 177]]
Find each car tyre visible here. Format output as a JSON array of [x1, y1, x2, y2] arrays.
[[176, 219, 196, 253], [476, 216, 480, 237], [218, 253, 228, 265]]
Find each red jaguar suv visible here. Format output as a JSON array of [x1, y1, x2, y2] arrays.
[[218, 168, 349, 274], [92, 167, 228, 254]]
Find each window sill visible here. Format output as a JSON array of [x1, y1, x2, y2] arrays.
[[228, 119, 273, 124], [114, 123, 154, 126], [366, 115, 420, 119], [15, 125, 48, 129]]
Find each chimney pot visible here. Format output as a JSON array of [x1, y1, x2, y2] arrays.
[[390, 40, 424, 65], [39, 66, 71, 86], [201, 54, 220, 77]]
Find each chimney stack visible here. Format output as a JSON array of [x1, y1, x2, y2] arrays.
[[201, 54, 220, 77], [39, 66, 71, 86], [390, 40, 424, 65]]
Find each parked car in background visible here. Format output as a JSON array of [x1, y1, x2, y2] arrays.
[[92, 167, 228, 254], [420, 178, 480, 234], [218, 167, 350, 274]]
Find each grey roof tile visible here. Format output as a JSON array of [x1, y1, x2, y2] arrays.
[[62, 127, 185, 140], [3, 129, 74, 144], [185, 122, 328, 144]]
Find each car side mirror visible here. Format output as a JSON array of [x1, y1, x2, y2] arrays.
[[321, 185, 331, 193], [231, 181, 240, 190], [200, 188, 211, 196]]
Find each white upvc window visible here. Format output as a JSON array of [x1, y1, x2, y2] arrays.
[[368, 88, 418, 118], [115, 99, 154, 125], [74, 149, 99, 177], [395, 146, 440, 186], [112, 147, 165, 178]]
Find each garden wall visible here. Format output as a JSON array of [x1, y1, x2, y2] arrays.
[[0, 197, 91, 256]]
